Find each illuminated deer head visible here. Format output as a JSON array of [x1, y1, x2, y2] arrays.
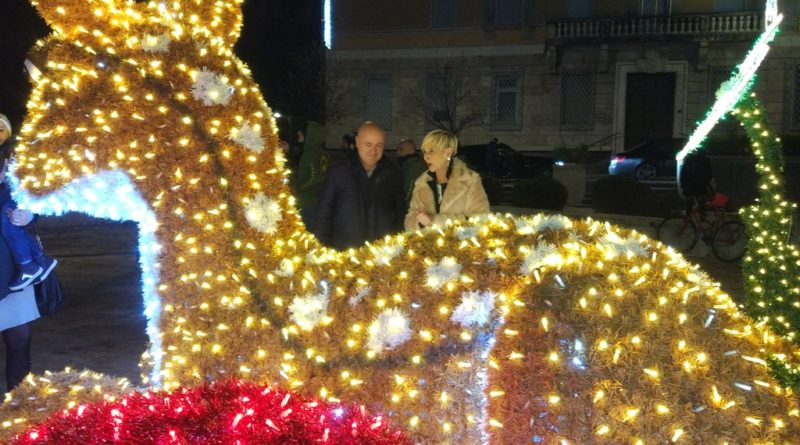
[[7, 0, 800, 443]]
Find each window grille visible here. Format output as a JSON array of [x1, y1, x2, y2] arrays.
[[792, 65, 800, 129], [365, 77, 392, 130], [709, 65, 745, 136], [560, 71, 595, 130], [491, 72, 523, 130], [708, 65, 733, 105], [432, 0, 456, 28]]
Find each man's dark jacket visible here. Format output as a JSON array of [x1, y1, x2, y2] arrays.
[[314, 152, 404, 250], [679, 152, 713, 195]]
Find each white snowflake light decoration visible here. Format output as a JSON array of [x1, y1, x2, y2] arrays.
[[426, 256, 462, 291], [229, 121, 265, 153], [371, 243, 404, 266], [367, 308, 412, 352], [244, 192, 283, 235], [599, 231, 649, 258], [516, 214, 573, 235], [141, 33, 171, 53], [451, 290, 497, 328], [191, 68, 234, 106], [519, 242, 562, 275], [456, 226, 479, 240], [288, 289, 330, 331]]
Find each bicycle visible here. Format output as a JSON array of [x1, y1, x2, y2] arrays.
[[656, 193, 747, 262]]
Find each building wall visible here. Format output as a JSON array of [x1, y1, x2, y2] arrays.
[[326, 1, 800, 153]]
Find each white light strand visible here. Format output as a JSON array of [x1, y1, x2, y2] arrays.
[[8, 168, 165, 385], [676, 10, 783, 165]]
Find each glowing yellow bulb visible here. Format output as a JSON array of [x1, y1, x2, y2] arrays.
[[624, 408, 640, 421]]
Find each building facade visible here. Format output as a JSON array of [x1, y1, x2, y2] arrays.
[[325, 0, 800, 153]]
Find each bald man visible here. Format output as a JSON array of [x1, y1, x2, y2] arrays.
[[314, 122, 404, 249]]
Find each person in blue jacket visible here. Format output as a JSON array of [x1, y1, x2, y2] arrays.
[[0, 114, 57, 292], [0, 113, 44, 391]]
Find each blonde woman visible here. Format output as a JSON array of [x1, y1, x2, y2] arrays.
[[405, 130, 490, 231]]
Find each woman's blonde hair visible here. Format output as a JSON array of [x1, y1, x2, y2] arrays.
[[421, 129, 458, 156]]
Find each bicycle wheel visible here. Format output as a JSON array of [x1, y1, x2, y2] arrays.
[[712, 221, 747, 262], [657, 215, 698, 253]]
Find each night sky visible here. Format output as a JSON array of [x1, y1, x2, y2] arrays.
[[0, 0, 322, 138]]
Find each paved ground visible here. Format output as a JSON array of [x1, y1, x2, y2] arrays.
[[27, 219, 146, 383], [0, 214, 747, 388]]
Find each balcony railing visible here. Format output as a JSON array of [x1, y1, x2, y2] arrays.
[[549, 12, 763, 40]]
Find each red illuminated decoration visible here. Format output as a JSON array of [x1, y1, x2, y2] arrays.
[[11, 380, 410, 444]]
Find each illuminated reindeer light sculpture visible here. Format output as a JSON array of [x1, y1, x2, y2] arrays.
[[5, 0, 800, 442]]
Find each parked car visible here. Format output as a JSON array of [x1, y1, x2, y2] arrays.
[[608, 138, 685, 181], [459, 143, 553, 179]]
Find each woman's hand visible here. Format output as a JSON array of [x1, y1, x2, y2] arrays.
[[416, 211, 433, 227], [6, 208, 33, 226]]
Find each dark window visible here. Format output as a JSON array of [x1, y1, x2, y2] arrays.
[[641, 0, 669, 16], [491, 72, 523, 130], [365, 77, 392, 130], [560, 71, 595, 130], [497, 0, 523, 26], [432, 0, 456, 28], [715, 0, 745, 12], [568, 0, 594, 18]]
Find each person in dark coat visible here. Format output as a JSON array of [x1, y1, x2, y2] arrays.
[[294, 121, 329, 231], [395, 138, 427, 211], [679, 150, 713, 218], [314, 122, 404, 250]]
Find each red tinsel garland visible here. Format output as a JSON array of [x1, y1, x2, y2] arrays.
[[12, 380, 411, 444]]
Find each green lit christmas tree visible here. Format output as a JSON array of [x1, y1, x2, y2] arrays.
[[678, 0, 800, 388]]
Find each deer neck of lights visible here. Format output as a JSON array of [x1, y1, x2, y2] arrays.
[[9, 0, 800, 443]]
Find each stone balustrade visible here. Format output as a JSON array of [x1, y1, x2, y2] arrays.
[[549, 12, 763, 40]]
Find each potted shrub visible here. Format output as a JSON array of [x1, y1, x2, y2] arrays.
[[552, 143, 591, 206]]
